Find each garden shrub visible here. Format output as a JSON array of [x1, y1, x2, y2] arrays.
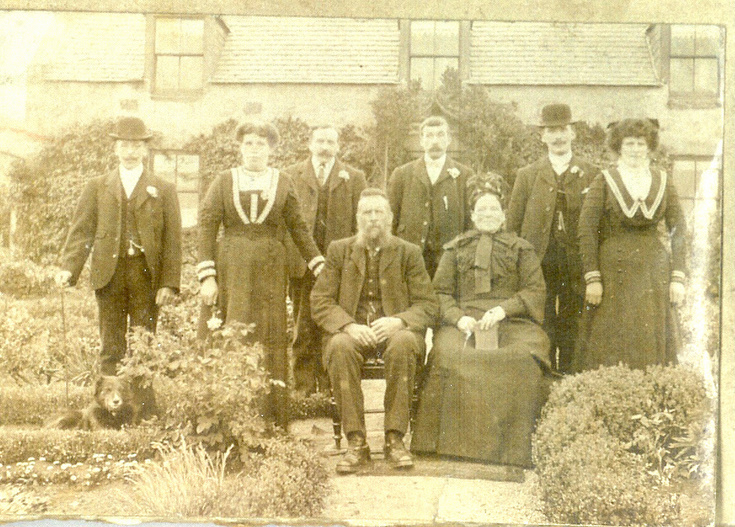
[[122, 322, 274, 458], [533, 363, 714, 527], [288, 391, 332, 421], [1, 288, 100, 384], [8, 119, 120, 264], [0, 249, 57, 297]]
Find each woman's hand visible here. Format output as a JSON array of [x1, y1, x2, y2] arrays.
[[200, 277, 218, 306], [478, 307, 505, 330], [670, 281, 685, 307], [457, 316, 477, 336], [585, 282, 603, 306]]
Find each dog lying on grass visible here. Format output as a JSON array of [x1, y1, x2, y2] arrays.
[[46, 375, 141, 430]]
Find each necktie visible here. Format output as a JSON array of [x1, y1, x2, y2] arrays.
[[317, 163, 327, 186]]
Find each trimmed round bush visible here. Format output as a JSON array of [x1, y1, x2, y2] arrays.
[[533, 363, 714, 526]]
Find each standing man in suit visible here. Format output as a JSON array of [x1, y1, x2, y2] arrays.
[[283, 125, 367, 396], [387, 116, 474, 278], [311, 188, 439, 474], [506, 104, 598, 374], [56, 116, 182, 380]]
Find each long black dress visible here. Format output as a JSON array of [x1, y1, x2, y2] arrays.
[[574, 167, 687, 372], [198, 168, 321, 428], [411, 230, 551, 467]]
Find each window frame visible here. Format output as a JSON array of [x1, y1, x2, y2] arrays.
[[407, 20, 462, 90], [666, 24, 722, 108], [152, 16, 206, 98]]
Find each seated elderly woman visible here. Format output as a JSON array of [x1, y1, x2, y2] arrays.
[[411, 173, 551, 467]]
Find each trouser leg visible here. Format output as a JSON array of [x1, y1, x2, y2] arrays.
[[96, 260, 130, 376], [324, 333, 366, 437], [292, 272, 327, 394], [383, 330, 422, 435], [555, 287, 583, 374]]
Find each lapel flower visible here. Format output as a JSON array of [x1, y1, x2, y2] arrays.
[[448, 167, 460, 179], [146, 186, 159, 198], [338, 170, 350, 181], [570, 166, 584, 178]]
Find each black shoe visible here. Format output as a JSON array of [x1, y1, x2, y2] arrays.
[[384, 432, 413, 470], [336, 437, 370, 474]]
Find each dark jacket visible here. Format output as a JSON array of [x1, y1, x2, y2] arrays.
[[310, 234, 439, 335], [282, 158, 366, 278], [387, 156, 474, 250], [61, 168, 182, 292], [433, 230, 546, 326], [506, 155, 598, 295]]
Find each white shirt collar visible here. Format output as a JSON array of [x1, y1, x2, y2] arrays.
[[424, 154, 447, 185], [548, 151, 573, 176], [312, 157, 336, 183], [119, 164, 144, 199]]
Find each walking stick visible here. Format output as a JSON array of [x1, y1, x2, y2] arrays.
[[59, 285, 69, 407]]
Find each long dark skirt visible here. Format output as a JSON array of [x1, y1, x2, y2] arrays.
[[412, 319, 550, 467]]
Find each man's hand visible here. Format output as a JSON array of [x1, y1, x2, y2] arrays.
[[585, 282, 603, 306], [155, 287, 176, 306], [370, 316, 406, 343], [457, 316, 477, 336], [343, 323, 379, 348], [200, 277, 218, 306], [478, 307, 505, 330], [670, 281, 685, 307], [55, 270, 72, 288]]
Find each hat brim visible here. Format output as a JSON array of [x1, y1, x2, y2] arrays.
[[538, 119, 577, 128], [109, 133, 153, 141]]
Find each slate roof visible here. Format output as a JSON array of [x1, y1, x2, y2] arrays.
[[469, 22, 660, 86], [211, 16, 400, 84], [39, 12, 145, 82]]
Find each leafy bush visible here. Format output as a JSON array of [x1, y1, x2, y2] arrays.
[[0, 250, 57, 298], [8, 119, 119, 264], [118, 436, 330, 519], [0, 426, 158, 466], [1, 288, 100, 384], [533, 364, 714, 526], [122, 322, 274, 458], [288, 391, 332, 421]]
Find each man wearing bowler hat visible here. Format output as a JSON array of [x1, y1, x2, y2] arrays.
[[506, 104, 598, 374], [56, 117, 182, 387]]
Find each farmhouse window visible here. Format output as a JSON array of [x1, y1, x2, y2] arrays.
[[152, 151, 200, 227], [409, 20, 460, 90], [154, 17, 205, 93], [668, 25, 722, 106]]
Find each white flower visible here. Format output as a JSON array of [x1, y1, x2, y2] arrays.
[[146, 186, 159, 198], [271, 379, 287, 388], [448, 168, 460, 179], [339, 170, 350, 181], [570, 166, 584, 178], [207, 315, 223, 331]]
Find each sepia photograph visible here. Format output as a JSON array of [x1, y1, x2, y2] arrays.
[[0, 0, 730, 525]]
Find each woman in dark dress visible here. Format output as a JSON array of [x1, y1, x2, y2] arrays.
[[196, 123, 324, 429], [411, 174, 551, 467], [575, 119, 687, 372]]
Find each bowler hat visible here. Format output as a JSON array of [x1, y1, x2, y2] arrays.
[[539, 104, 573, 128], [109, 117, 153, 141]]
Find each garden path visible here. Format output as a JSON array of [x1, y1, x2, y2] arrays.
[[289, 379, 546, 525]]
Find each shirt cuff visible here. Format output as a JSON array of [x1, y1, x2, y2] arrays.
[[308, 255, 325, 272], [584, 271, 602, 284], [197, 260, 216, 282], [671, 270, 686, 284]]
